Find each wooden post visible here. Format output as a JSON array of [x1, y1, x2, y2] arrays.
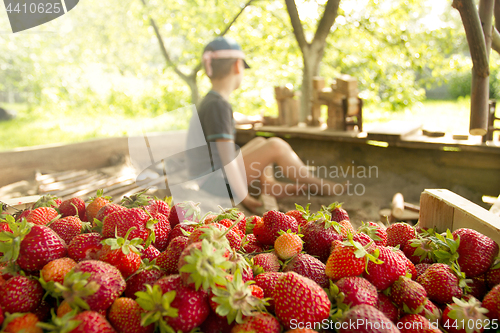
[[310, 77, 325, 126]]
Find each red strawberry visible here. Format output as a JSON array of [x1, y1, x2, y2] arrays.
[[376, 292, 399, 322], [48, 216, 86, 244], [108, 297, 155, 333], [67, 311, 116, 333], [166, 224, 195, 245], [68, 232, 103, 262], [86, 190, 111, 222], [274, 231, 303, 260], [26, 206, 59, 225], [98, 228, 143, 279], [124, 267, 164, 299], [326, 202, 350, 222], [252, 217, 275, 245], [245, 215, 262, 234], [168, 201, 200, 227], [200, 312, 235, 333], [452, 228, 499, 278], [415, 263, 432, 280], [252, 252, 281, 274], [339, 304, 399, 332], [102, 208, 150, 241], [254, 272, 282, 311], [15, 209, 31, 221], [216, 219, 244, 239], [273, 272, 330, 329], [3, 312, 42, 333], [282, 253, 328, 288], [95, 203, 126, 222], [358, 221, 387, 246], [332, 276, 378, 309], [481, 283, 500, 319], [389, 276, 428, 314], [213, 208, 247, 235], [146, 199, 171, 218], [285, 207, 309, 228], [263, 210, 298, 242], [154, 274, 210, 332], [418, 299, 441, 322], [467, 275, 488, 301], [397, 313, 441, 332], [41, 257, 77, 285], [0, 275, 43, 313], [151, 213, 171, 251], [302, 216, 343, 262], [441, 296, 488, 333], [386, 222, 416, 248], [156, 236, 188, 275], [417, 263, 463, 304], [486, 264, 500, 289], [363, 246, 407, 291], [140, 245, 160, 262], [62, 260, 126, 312], [230, 313, 280, 333], [326, 239, 372, 280], [241, 233, 263, 253], [59, 197, 87, 221], [16, 224, 67, 272]]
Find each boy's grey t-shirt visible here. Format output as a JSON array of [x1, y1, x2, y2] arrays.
[[186, 90, 236, 179]]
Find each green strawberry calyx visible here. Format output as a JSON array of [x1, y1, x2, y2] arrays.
[[211, 269, 268, 324], [121, 189, 153, 208], [357, 221, 382, 242], [33, 194, 60, 209], [88, 189, 112, 202], [102, 226, 144, 255], [135, 284, 178, 333], [54, 270, 98, 311], [179, 239, 233, 291], [429, 229, 460, 264], [446, 296, 489, 332], [0, 215, 33, 263], [37, 308, 82, 333]]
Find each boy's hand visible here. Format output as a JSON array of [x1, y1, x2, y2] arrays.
[[241, 195, 262, 214]]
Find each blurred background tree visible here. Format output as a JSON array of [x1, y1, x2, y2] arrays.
[[0, 0, 487, 149]]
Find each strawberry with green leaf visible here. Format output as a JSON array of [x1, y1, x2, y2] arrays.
[[389, 276, 429, 314], [326, 238, 380, 280], [86, 189, 112, 222], [178, 239, 232, 291], [358, 221, 387, 247], [363, 245, 407, 291], [416, 263, 464, 304], [302, 211, 343, 262], [98, 227, 144, 279], [108, 297, 155, 333], [441, 296, 488, 333], [230, 313, 281, 333]]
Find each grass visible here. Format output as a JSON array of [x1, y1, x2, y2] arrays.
[[0, 98, 479, 151]]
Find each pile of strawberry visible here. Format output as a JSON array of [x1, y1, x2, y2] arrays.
[[1, 193, 500, 333]]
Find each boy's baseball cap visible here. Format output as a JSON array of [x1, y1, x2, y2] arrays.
[[202, 37, 250, 77]]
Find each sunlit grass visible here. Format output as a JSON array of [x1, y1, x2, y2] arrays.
[[0, 98, 478, 151]]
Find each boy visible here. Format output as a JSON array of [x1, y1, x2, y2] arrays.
[[187, 37, 343, 213]]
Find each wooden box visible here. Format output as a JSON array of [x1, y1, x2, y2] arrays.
[[419, 189, 500, 245]]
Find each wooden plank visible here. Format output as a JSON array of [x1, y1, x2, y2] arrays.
[[367, 121, 423, 141], [2, 195, 40, 214], [419, 189, 500, 245]]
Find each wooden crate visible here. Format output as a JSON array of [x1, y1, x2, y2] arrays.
[[419, 189, 500, 245]]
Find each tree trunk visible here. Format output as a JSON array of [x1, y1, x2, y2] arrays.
[[300, 45, 323, 124], [186, 74, 200, 107]]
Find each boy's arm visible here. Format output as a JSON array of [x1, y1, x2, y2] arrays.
[[215, 139, 262, 211]]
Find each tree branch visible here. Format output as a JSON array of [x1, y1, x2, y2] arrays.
[[219, 0, 255, 37], [190, 0, 254, 76], [479, 0, 495, 58], [494, 0, 500, 30], [139, 0, 189, 82], [312, 0, 340, 46], [452, 0, 490, 77], [285, 0, 308, 51], [492, 26, 500, 54]]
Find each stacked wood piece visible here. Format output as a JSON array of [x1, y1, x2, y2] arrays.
[[274, 86, 300, 126], [312, 75, 362, 130]]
